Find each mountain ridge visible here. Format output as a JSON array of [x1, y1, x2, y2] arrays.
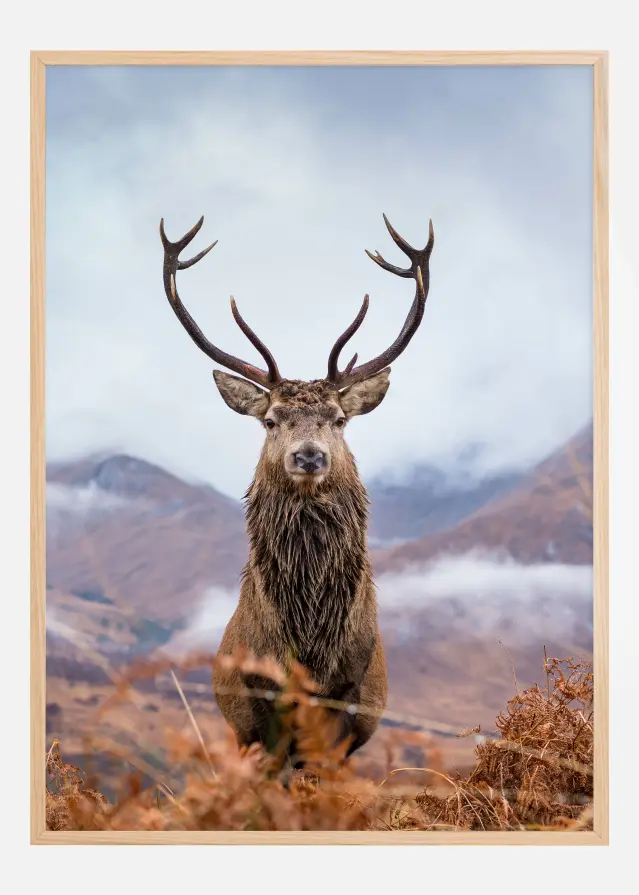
[[372, 422, 593, 572]]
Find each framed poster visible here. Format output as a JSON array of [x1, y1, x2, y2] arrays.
[[31, 50, 608, 844]]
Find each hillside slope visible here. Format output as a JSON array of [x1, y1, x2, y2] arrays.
[[367, 464, 521, 545], [372, 423, 593, 573], [47, 454, 247, 625]]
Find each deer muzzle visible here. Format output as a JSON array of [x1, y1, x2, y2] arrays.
[[292, 445, 327, 475]]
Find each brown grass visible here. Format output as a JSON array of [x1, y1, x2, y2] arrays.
[[414, 656, 593, 830], [46, 653, 593, 832]]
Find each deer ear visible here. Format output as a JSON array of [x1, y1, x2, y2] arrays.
[[339, 368, 390, 418], [213, 370, 270, 418]]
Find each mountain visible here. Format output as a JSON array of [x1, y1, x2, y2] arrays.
[[47, 454, 248, 626], [367, 464, 522, 546], [47, 452, 238, 507], [372, 423, 593, 573]]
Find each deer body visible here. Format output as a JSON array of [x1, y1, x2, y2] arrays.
[[213, 379, 388, 754], [160, 213, 434, 759]]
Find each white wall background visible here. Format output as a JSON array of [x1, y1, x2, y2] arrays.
[[1, 0, 636, 886]]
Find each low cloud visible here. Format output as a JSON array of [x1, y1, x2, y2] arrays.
[[167, 553, 593, 656], [376, 553, 592, 608], [46, 482, 130, 516], [165, 586, 241, 655], [376, 553, 592, 646], [46, 604, 91, 647]]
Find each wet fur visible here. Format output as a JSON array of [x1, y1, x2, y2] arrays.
[[212, 379, 388, 761]]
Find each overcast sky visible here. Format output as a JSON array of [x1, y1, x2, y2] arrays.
[[46, 65, 593, 499]]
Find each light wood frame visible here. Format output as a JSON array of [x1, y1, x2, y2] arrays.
[[30, 50, 609, 845]]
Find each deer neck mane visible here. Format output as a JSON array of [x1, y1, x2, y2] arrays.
[[244, 466, 370, 675]]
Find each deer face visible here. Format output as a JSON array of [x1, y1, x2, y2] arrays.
[[212, 372, 390, 485]]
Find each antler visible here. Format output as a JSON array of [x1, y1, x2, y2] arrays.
[[326, 214, 434, 389], [160, 216, 282, 390]]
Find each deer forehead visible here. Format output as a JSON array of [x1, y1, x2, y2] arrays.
[[268, 381, 342, 425], [270, 379, 340, 406]]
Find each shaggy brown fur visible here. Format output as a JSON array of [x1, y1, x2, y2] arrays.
[[212, 377, 389, 762]]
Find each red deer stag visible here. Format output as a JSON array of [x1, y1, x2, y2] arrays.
[[160, 214, 434, 763]]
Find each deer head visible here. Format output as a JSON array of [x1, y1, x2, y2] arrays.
[[160, 214, 434, 487]]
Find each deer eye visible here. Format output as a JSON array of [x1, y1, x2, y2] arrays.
[[265, 419, 276, 430], [334, 418, 346, 428]]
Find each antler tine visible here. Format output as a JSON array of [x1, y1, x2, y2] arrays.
[[230, 297, 281, 384], [343, 353, 358, 376], [160, 216, 215, 261], [383, 212, 417, 256], [326, 295, 369, 383], [178, 243, 218, 270], [365, 248, 414, 278], [160, 218, 282, 390], [326, 216, 434, 390]]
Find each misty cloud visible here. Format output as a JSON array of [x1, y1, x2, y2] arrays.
[[46, 604, 91, 646], [163, 586, 240, 655], [166, 553, 592, 656], [46, 66, 593, 498], [46, 482, 131, 516], [376, 554, 592, 645], [375, 553, 593, 609]]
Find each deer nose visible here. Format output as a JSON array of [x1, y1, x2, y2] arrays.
[[294, 447, 326, 474]]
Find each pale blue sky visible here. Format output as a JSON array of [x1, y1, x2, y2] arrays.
[[46, 65, 593, 497]]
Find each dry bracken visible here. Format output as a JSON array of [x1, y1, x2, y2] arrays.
[[46, 653, 593, 832]]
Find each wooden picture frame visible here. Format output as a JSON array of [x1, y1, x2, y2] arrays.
[[31, 50, 609, 845]]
